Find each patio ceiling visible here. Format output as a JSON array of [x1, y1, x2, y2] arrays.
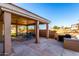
[[11, 13, 36, 25], [0, 13, 48, 25], [11, 13, 48, 25]]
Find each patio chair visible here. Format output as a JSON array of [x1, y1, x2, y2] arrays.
[[23, 32, 35, 40]]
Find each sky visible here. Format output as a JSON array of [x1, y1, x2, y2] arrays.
[[15, 3, 79, 29]]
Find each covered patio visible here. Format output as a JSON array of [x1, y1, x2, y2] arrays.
[[0, 3, 50, 55]]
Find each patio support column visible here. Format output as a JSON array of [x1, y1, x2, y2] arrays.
[[16, 20, 18, 36], [3, 12, 12, 55], [34, 25, 36, 37], [27, 25, 28, 33], [0, 22, 3, 42], [35, 20, 39, 43], [16, 24, 18, 36], [26, 20, 28, 33], [46, 23, 49, 38]]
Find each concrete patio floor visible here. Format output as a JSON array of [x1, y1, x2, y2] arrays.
[[11, 38, 79, 56], [0, 37, 79, 56]]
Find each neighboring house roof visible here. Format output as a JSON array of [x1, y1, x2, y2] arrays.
[[0, 3, 50, 23]]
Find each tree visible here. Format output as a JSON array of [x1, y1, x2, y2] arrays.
[[64, 27, 69, 29], [53, 25, 60, 29]]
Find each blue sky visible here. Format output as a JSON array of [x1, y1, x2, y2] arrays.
[[15, 3, 79, 28]]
